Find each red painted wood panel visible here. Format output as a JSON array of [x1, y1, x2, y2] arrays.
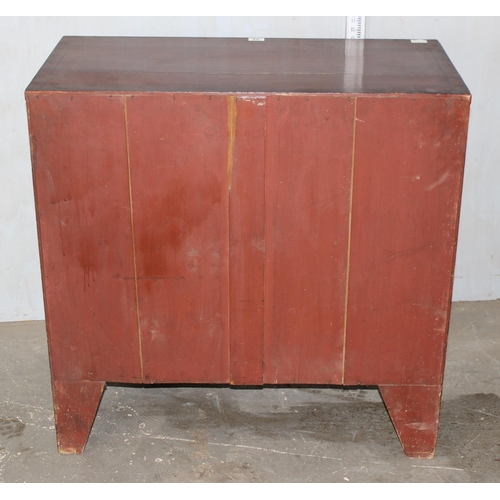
[[229, 96, 266, 385], [126, 94, 230, 383], [344, 96, 470, 386], [27, 93, 141, 383], [263, 96, 354, 384]]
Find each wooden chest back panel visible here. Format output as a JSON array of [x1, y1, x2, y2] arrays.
[[28, 91, 470, 387]]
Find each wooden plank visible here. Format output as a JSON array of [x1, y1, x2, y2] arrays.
[[126, 93, 230, 384], [263, 95, 354, 385], [344, 96, 470, 386], [229, 96, 266, 385], [27, 92, 142, 383]]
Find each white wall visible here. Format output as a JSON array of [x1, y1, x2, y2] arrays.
[[0, 16, 498, 321]]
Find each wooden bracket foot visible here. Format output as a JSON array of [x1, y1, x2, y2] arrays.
[[379, 384, 442, 459], [52, 380, 105, 454]]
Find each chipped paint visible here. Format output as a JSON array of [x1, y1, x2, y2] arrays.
[[425, 171, 450, 191]]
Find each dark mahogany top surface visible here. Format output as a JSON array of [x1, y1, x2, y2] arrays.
[[26, 36, 469, 95]]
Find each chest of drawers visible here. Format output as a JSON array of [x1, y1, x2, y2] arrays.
[[26, 36, 470, 457]]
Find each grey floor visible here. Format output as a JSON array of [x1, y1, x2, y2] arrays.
[[1, 301, 499, 483]]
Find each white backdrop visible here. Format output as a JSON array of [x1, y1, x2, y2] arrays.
[[0, 16, 498, 321]]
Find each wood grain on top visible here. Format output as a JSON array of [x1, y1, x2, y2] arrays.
[[26, 36, 469, 94]]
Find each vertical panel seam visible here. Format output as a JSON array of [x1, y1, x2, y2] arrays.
[[342, 97, 358, 385], [227, 96, 237, 382], [124, 96, 145, 383], [262, 96, 268, 384]]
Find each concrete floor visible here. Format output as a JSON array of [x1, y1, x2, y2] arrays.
[[0, 300, 499, 483]]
